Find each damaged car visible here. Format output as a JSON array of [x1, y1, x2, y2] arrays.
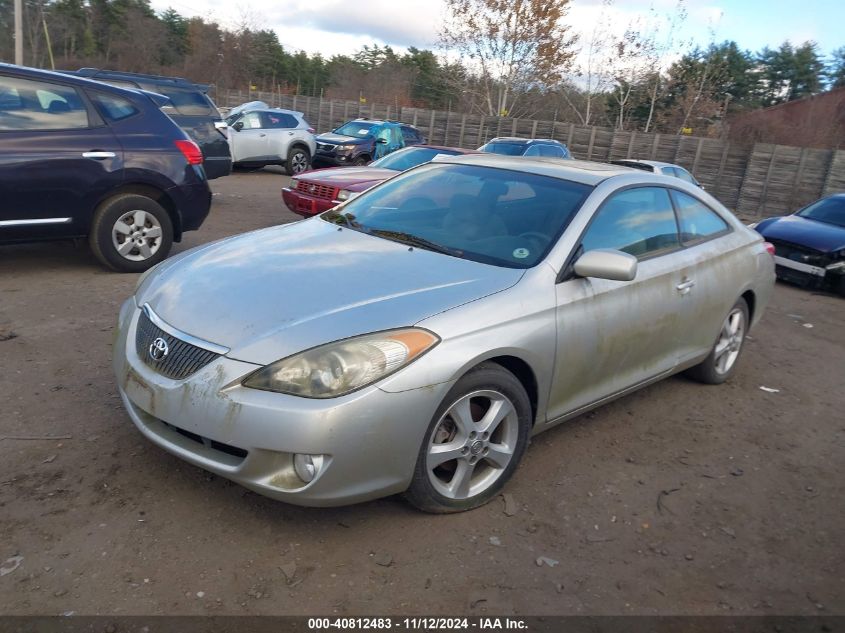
[[114, 155, 775, 512], [751, 193, 845, 295]]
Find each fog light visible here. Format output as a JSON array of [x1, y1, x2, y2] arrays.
[[293, 453, 324, 484]]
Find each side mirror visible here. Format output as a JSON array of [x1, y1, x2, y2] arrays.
[[232, 121, 244, 132], [376, 137, 388, 144], [573, 249, 638, 281]]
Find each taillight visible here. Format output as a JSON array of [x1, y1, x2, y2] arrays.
[[764, 242, 775, 256], [175, 139, 203, 165], [307, 127, 316, 134]]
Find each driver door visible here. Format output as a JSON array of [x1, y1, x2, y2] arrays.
[[230, 111, 267, 162], [546, 186, 687, 420]]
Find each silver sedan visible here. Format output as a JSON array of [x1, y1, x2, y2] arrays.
[[113, 154, 776, 512]]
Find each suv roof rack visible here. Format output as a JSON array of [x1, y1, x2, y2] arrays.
[[75, 68, 208, 90]]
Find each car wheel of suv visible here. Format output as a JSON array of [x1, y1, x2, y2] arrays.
[[353, 156, 370, 166], [285, 147, 310, 175], [686, 297, 749, 384], [89, 194, 174, 273], [405, 362, 532, 513]]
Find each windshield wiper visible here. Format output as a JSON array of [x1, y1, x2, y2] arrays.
[[370, 229, 463, 257]]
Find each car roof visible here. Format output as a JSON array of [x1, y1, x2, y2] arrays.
[[615, 159, 682, 169], [1, 63, 156, 98], [263, 108, 305, 117], [485, 137, 565, 145], [432, 153, 644, 185], [348, 119, 419, 129], [408, 144, 477, 154]]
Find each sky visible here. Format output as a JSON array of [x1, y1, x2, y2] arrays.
[[148, 0, 843, 64]]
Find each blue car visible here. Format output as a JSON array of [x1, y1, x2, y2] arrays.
[[752, 194, 845, 294], [0, 63, 212, 272]]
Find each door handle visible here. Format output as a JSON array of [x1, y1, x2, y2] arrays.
[[676, 279, 696, 294], [82, 151, 116, 159]]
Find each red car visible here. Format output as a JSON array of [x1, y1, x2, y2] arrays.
[[282, 145, 475, 217]]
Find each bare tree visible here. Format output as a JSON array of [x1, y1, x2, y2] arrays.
[[560, 0, 615, 126], [439, 0, 578, 117], [642, 1, 688, 133]]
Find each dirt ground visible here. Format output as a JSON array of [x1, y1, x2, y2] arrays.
[[1, 168, 843, 617]]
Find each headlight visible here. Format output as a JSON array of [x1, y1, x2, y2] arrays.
[[336, 144, 356, 151], [290, 177, 299, 188], [242, 328, 439, 398], [336, 189, 361, 202]]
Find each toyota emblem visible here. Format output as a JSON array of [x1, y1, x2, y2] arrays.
[[149, 337, 169, 361]]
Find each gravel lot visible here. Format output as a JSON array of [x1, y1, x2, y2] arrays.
[[1, 168, 843, 616]]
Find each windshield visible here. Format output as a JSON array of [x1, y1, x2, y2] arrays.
[[797, 197, 845, 229], [479, 142, 527, 156], [370, 147, 462, 172], [333, 121, 377, 138], [321, 163, 592, 268]]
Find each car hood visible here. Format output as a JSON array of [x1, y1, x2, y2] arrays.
[[316, 133, 367, 145], [757, 215, 845, 252], [137, 220, 524, 366], [298, 167, 397, 188]]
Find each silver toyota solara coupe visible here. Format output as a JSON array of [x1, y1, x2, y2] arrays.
[[113, 154, 775, 513]]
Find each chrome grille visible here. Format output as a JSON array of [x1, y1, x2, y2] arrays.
[[295, 179, 338, 201], [135, 309, 221, 380]]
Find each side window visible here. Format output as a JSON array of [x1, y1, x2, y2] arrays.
[[401, 127, 419, 143], [661, 166, 678, 177], [581, 187, 680, 258], [154, 86, 212, 116], [675, 168, 697, 184], [539, 144, 565, 158], [241, 111, 263, 129], [523, 144, 542, 156], [90, 92, 139, 121], [0, 76, 89, 131], [263, 112, 298, 129], [671, 190, 729, 242]]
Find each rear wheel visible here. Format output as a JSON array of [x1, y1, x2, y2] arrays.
[[89, 194, 173, 273], [285, 146, 310, 175], [686, 298, 749, 384], [405, 363, 532, 513]]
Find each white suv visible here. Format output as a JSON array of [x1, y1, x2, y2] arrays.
[[225, 105, 316, 175]]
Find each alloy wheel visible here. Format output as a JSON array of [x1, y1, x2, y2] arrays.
[[290, 151, 308, 174], [426, 389, 519, 500], [713, 307, 746, 375]]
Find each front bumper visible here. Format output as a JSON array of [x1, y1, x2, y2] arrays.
[[313, 150, 355, 166], [773, 255, 845, 290], [113, 300, 451, 506], [282, 187, 337, 217]]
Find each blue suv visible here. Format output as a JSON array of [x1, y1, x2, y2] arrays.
[[0, 64, 212, 272]]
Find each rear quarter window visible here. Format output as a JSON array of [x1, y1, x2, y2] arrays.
[[150, 86, 213, 116], [90, 91, 139, 121]]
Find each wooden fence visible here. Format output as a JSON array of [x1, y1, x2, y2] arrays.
[[221, 90, 845, 222]]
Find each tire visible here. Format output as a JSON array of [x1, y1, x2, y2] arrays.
[[353, 156, 370, 166], [88, 194, 174, 273], [405, 362, 532, 513], [686, 297, 749, 385], [285, 146, 310, 175]]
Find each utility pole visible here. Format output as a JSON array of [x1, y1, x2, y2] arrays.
[[14, 0, 24, 65]]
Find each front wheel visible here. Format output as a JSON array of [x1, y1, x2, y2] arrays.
[[285, 146, 310, 175], [686, 297, 749, 384], [88, 194, 173, 273], [405, 362, 532, 513]]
